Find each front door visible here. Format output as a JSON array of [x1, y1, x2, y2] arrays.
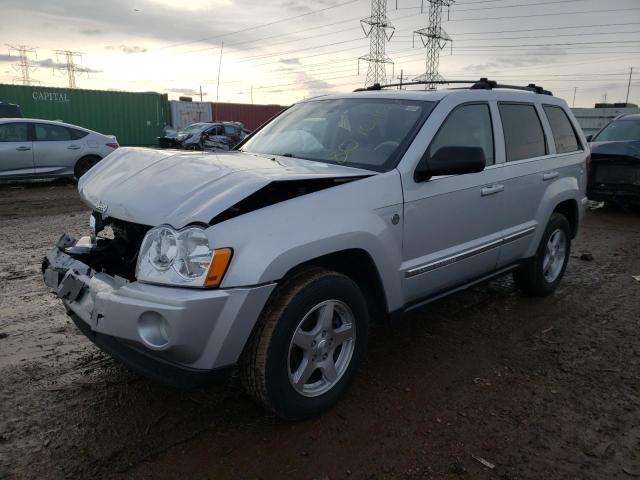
[[401, 102, 504, 304], [0, 122, 34, 178]]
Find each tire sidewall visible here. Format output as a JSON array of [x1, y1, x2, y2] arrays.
[[264, 274, 369, 420], [74, 155, 101, 179], [534, 213, 572, 293]]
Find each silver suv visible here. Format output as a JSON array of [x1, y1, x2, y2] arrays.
[[43, 79, 588, 420]]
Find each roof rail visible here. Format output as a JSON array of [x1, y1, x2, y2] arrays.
[[353, 78, 553, 96]]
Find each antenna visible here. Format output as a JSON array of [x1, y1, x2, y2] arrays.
[[54, 50, 86, 88], [358, 0, 395, 87], [7, 45, 40, 85], [413, 0, 455, 89]]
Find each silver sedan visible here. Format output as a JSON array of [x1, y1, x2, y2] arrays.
[[0, 118, 119, 180]]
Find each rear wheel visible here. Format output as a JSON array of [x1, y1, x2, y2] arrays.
[[74, 155, 101, 179], [240, 267, 369, 420], [513, 212, 571, 296]]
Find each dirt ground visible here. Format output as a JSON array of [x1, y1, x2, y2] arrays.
[[0, 182, 639, 480]]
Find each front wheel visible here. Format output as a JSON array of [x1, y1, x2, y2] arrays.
[[513, 212, 571, 296], [240, 267, 369, 420]]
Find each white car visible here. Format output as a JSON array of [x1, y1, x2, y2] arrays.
[[0, 118, 119, 180]]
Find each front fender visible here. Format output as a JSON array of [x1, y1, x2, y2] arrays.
[[208, 172, 405, 311]]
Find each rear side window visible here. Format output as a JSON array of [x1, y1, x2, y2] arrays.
[[543, 106, 580, 153], [68, 128, 89, 140], [499, 104, 547, 161], [224, 125, 238, 136], [0, 122, 28, 142], [35, 123, 72, 141], [428, 103, 495, 165]]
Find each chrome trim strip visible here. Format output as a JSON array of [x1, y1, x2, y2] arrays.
[[405, 226, 536, 278], [503, 226, 536, 243]]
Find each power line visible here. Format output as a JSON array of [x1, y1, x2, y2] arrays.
[[440, 6, 640, 22], [154, 0, 363, 52]]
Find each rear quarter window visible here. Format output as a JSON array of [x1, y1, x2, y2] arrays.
[[499, 103, 547, 162], [68, 128, 89, 140], [543, 105, 581, 153]]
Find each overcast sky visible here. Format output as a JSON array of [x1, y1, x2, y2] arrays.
[[1, 0, 639, 106]]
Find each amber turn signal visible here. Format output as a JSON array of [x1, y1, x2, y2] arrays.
[[204, 248, 233, 288]]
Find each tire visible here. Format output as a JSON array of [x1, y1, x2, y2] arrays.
[[513, 212, 572, 296], [74, 155, 102, 179], [240, 267, 369, 420]]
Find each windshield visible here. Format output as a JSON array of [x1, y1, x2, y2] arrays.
[[240, 98, 435, 172], [595, 119, 640, 142]]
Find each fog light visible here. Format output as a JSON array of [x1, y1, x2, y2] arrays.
[[138, 311, 170, 349]]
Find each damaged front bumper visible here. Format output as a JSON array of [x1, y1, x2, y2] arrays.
[[43, 235, 276, 387]]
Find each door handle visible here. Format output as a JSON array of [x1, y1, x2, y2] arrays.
[[16, 146, 31, 151], [67, 145, 81, 150], [543, 171, 559, 181], [481, 184, 504, 196]]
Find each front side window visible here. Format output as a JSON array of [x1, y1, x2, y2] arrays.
[[594, 118, 640, 142], [35, 123, 72, 141], [241, 98, 436, 172], [428, 103, 494, 165], [0, 122, 28, 142], [499, 104, 547, 161], [543, 105, 580, 153]]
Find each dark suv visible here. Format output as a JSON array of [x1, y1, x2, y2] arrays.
[[588, 113, 640, 210], [0, 102, 22, 118]]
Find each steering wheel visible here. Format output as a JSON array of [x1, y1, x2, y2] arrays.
[[374, 140, 400, 152]]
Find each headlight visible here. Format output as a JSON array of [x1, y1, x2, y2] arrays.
[[136, 225, 232, 288]]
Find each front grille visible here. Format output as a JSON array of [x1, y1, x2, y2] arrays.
[[594, 163, 640, 186]]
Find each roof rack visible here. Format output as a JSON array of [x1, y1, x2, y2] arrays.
[[353, 78, 552, 96]]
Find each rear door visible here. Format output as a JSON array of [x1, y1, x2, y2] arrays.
[[0, 122, 34, 178], [401, 100, 505, 304], [496, 102, 583, 267], [32, 123, 85, 177]]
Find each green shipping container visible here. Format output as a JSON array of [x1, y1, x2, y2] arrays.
[[0, 84, 169, 146]]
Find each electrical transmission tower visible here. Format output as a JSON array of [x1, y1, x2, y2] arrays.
[[413, 0, 454, 87], [358, 0, 395, 86], [7, 45, 39, 85], [55, 50, 86, 88]]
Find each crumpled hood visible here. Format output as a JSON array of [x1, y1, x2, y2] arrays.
[[78, 147, 373, 229], [590, 140, 640, 161]]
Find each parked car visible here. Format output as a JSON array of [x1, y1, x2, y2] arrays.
[[43, 79, 588, 420], [158, 121, 245, 150], [0, 118, 119, 180], [0, 102, 22, 118], [587, 113, 640, 210]]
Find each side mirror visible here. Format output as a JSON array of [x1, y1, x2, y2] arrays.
[[585, 134, 593, 142], [414, 146, 487, 182]]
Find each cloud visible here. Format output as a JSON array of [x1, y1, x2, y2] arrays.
[[0, 0, 270, 52], [105, 45, 148, 54], [165, 87, 208, 96], [280, 57, 300, 65], [461, 50, 567, 72], [34, 57, 103, 73], [80, 28, 103, 35], [280, 0, 339, 14]]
